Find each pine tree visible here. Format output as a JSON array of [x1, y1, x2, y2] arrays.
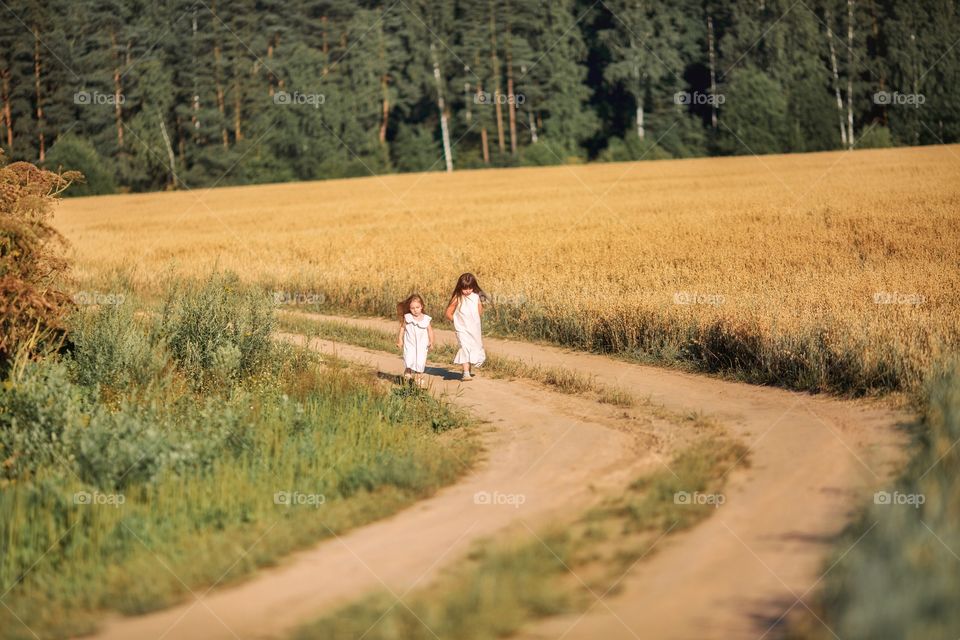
[[531, 0, 596, 155]]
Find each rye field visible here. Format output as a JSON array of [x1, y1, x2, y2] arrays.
[[57, 145, 960, 395]]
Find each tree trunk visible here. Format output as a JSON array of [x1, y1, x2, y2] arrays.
[[825, 9, 847, 146], [873, 7, 888, 127], [33, 27, 45, 162], [158, 110, 177, 189], [1, 69, 12, 150], [481, 127, 490, 163], [521, 64, 537, 144], [379, 85, 389, 145], [489, 2, 505, 154], [706, 14, 718, 129], [191, 12, 199, 135], [476, 67, 489, 162], [846, 0, 855, 150], [234, 72, 243, 142], [211, 1, 228, 147], [267, 33, 277, 97], [431, 44, 453, 172], [505, 10, 517, 155], [110, 29, 124, 148], [378, 22, 389, 145], [630, 31, 645, 140], [176, 114, 186, 168], [321, 16, 329, 76]]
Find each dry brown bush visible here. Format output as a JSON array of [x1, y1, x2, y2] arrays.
[[0, 149, 80, 368]]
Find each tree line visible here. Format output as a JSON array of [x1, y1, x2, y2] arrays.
[[1, 0, 957, 195]]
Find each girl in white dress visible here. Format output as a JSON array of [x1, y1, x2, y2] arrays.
[[396, 294, 434, 388], [444, 273, 486, 381]]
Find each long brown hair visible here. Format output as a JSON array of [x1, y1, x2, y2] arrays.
[[397, 293, 426, 323], [449, 272, 488, 305]]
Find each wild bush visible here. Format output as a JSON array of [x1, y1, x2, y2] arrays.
[[0, 150, 80, 369], [154, 271, 275, 390]]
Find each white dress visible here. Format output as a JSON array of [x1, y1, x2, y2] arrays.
[[403, 313, 431, 373], [453, 292, 485, 366]]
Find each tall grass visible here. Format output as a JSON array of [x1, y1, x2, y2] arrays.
[[0, 273, 474, 640], [785, 364, 960, 639]]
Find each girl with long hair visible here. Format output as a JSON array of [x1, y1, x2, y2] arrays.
[[444, 273, 486, 381]]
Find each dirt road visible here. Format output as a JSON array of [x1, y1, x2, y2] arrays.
[[90, 314, 907, 640]]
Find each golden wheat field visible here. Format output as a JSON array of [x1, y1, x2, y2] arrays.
[[55, 145, 960, 394]]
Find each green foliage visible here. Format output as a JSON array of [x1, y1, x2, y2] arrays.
[[716, 66, 789, 155], [0, 277, 474, 639], [520, 138, 583, 166], [858, 125, 895, 149], [2, 0, 957, 183], [154, 272, 275, 391], [44, 134, 116, 196], [391, 124, 441, 173], [599, 135, 672, 162], [66, 301, 167, 391], [0, 361, 89, 481]]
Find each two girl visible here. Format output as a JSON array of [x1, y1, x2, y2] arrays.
[[396, 273, 486, 385]]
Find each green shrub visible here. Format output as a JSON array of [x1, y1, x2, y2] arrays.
[[521, 138, 583, 166], [67, 302, 168, 392], [154, 272, 275, 390], [0, 361, 89, 481], [857, 125, 895, 149], [44, 134, 116, 196], [67, 406, 181, 488], [0, 273, 475, 639], [598, 135, 672, 162]]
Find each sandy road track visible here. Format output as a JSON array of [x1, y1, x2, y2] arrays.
[[90, 314, 907, 640]]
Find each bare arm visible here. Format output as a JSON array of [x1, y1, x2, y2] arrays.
[[396, 323, 404, 348], [428, 324, 435, 349], [444, 297, 458, 321], [477, 299, 484, 316]]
